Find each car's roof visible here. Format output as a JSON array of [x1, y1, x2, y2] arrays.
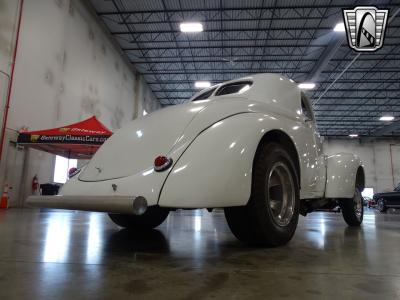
[[189, 73, 297, 102]]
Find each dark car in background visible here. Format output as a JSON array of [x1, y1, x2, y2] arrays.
[[374, 183, 400, 212]]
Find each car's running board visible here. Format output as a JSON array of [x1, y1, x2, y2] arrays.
[[26, 195, 148, 215]]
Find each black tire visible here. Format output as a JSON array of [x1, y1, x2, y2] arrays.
[[377, 198, 387, 213], [338, 188, 363, 226], [108, 206, 169, 230], [224, 142, 300, 247]]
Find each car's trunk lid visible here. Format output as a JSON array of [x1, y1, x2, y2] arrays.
[[78, 103, 202, 181]]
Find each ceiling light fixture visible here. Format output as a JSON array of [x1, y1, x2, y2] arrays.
[[379, 115, 394, 121], [298, 83, 316, 90], [180, 22, 203, 32], [333, 22, 345, 32], [195, 81, 211, 88]]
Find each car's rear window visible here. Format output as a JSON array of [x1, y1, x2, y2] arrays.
[[192, 88, 217, 101], [215, 81, 252, 96]]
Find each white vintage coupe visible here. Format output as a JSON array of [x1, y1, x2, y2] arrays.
[[28, 74, 365, 246]]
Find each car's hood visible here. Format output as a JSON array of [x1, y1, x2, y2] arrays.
[[79, 97, 252, 181]]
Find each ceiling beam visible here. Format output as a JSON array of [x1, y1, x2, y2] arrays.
[[97, 4, 356, 16], [307, 36, 345, 82], [116, 36, 400, 45], [118, 16, 331, 25], [111, 27, 345, 35], [371, 120, 400, 136], [130, 58, 400, 64], [140, 69, 398, 75]]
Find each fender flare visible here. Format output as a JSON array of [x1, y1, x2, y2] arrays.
[[325, 153, 364, 199], [158, 113, 302, 208]]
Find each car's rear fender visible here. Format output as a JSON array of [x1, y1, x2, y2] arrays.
[[158, 112, 304, 208], [325, 153, 364, 198]]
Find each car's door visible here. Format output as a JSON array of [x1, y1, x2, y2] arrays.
[[300, 92, 326, 198], [387, 184, 400, 205]]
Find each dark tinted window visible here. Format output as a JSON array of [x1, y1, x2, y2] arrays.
[[192, 88, 217, 101], [215, 81, 252, 96]]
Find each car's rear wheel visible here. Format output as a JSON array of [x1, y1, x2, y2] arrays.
[[338, 188, 364, 226], [377, 198, 387, 213], [108, 206, 169, 230], [224, 142, 300, 246]]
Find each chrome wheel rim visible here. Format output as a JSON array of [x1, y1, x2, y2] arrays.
[[267, 162, 295, 226], [354, 189, 363, 220]]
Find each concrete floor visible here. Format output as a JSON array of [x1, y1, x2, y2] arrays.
[[0, 208, 399, 299]]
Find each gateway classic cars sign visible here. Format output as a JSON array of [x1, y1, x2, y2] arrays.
[[24, 132, 109, 144], [17, 116, 112, 159]]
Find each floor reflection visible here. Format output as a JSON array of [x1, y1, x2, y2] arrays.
[[86, 213, 103, 264], [43, 213, 71, 263], [1, 208, 400, 299], [37, 208, 390, 265]]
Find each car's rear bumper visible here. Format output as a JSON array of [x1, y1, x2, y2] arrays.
[[26, 195, 147, 215]]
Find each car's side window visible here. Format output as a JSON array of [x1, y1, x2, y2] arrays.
[[192, 88, 217, 101], [215, 81, 252, 96], [301, 92, 314, 121]]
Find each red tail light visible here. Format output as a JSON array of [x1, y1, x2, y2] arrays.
[[154, 155, 173, 172], [68, 167, 80, 178]]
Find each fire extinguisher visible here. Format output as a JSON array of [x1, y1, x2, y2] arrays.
[[32, 175, 39, 194]]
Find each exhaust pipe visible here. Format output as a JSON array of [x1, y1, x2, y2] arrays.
[[26, 195, 148, 215]]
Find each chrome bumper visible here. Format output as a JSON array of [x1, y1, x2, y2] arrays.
[[26, 195, 147, 215]]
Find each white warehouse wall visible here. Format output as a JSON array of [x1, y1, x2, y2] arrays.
[[324, 138, 400, 194], [0, 0, 161, 206]]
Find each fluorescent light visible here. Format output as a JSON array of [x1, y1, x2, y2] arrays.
[[180, 22, 203, 32], [333, 22, 345, 32], [195, 81, 211, 88], [349, 134, 359, 138], [298, 83, 316, 90], [379, 115, 394, 121]]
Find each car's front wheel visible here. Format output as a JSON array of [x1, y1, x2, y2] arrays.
[[377, 198, 387, 213], [224, 142, 300, 247], [108, 206, 169, 230], [338, 188, 364, 226]]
